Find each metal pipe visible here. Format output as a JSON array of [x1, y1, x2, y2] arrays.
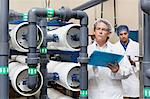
[[0, 0, 9, 99], [72, 0, 108, 11]]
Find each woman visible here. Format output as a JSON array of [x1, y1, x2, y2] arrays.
[[88, 18, 133, 99]]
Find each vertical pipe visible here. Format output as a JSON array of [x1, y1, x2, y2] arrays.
[[113, 0, 117, 31], [0, 0, 9, 99], [79, 25, 88, 99], [140, 1, 150, 98], [27, 8, 54, 98], [142, 14, 150, 99], [27, 10, 39, 89], [101, 3, 103, 18], [138, 1, 144, 97], [77, 12, 88, 99], [39, 18, 49, 99]]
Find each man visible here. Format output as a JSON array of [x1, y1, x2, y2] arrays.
[[88, 19, 133, 99], [115, 25, 139, 99]]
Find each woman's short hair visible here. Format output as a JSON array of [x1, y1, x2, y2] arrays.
[[93, 18, 113, 33]]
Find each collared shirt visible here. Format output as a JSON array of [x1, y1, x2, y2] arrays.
[[95, 42, 107, 50]]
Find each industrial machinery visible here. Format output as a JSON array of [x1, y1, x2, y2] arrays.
[[10, 55, 80, 94], [47, 24, 80, 51], [0, 0, 110, 98], [47, 60, 80, 91], [9, 22, 43, 52], [9, 61, 43, 96]]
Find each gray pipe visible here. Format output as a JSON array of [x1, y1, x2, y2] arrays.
[[26, 8, 44, 89], [141, 0, 150, 98], [39, 18, 49, 99], [141, 0, 150, 15], [51, 0, 108, 21], [27, 8, 54, 90], [73, 0, 108, 11], [27, 8, 54, 97], [0, 0, 9, 99], [142, 14, 150, 99], [76, 11, 88, 99]]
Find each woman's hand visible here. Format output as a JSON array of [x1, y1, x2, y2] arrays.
[[107, 62, 119, 73]]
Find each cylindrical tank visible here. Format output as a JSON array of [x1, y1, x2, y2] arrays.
[[47, 60, 80, 91], [47, 24, 80, 51], [9, 22, 43, 52], [9, 62, 43, 96], [11, 55, 26, 64]]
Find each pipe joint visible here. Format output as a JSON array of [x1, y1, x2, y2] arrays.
[[28, 8, 37, 22], [26, 53, 39, 65], [72, 74, 80, 82], [55, 7, 73, 21], [141, 0, 150, 14], [78, 53, 88, 63], [47, 72, 59, 81], [76, 11, 88, 25], [28, 8, 47, 22], [46, 34, 59, 42], [40, 57, 49, 64]]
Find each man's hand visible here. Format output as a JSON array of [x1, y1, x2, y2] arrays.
[[107, 62, 119, 73], [128, 56, 136, 66]]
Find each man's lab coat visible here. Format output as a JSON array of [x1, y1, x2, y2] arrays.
[[114, 39, 139, 97], [88, 41, 133, 99]]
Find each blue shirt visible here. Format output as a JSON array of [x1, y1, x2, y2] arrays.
[[120, 39, 130, 51]]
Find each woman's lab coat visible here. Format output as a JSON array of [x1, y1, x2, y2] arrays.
[[114, 39, 139, 97], [88, 41, 133, 99]]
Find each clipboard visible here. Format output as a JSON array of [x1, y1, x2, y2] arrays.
[[88, 51, 124, 67]]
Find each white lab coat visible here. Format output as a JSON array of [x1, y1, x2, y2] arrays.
[[114, 39, 139, 97], [88, 41, 133, 99]]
